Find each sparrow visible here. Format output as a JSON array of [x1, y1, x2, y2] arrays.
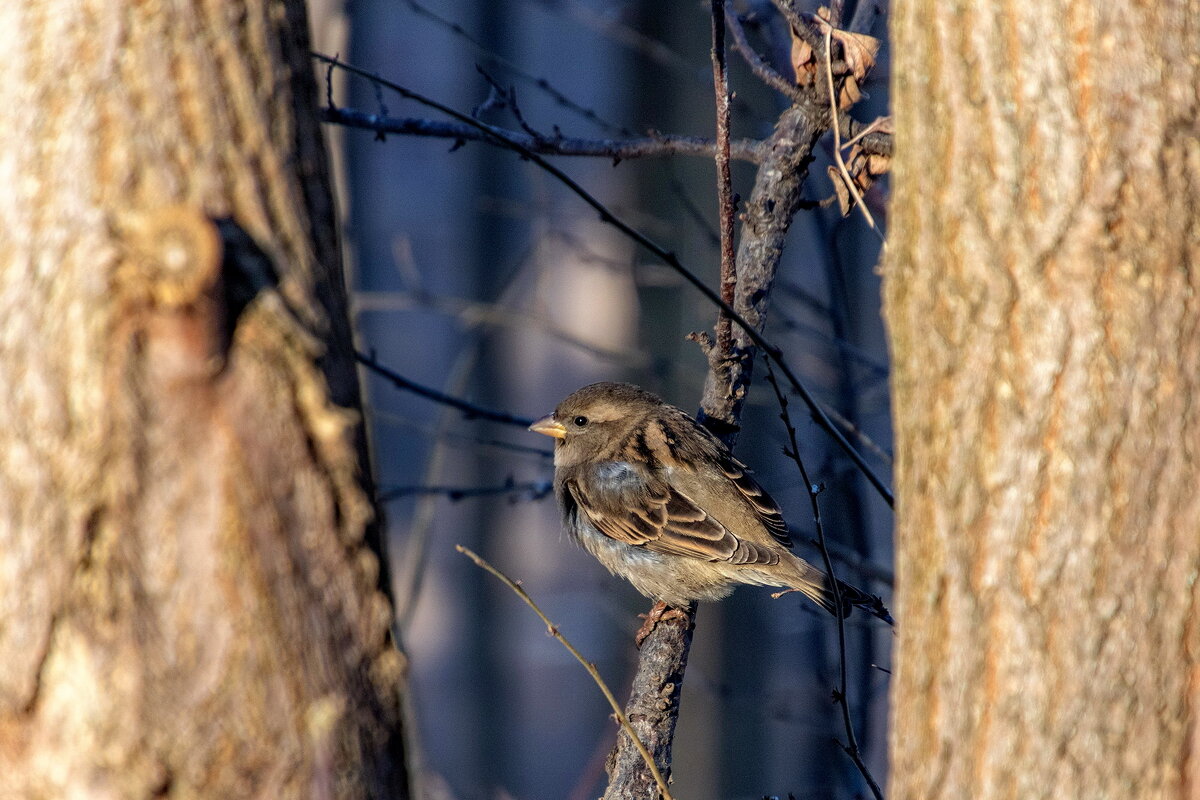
[[529, 382, 892, 633]]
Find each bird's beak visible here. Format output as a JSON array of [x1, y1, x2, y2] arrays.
[[529, 414, 567, 439]]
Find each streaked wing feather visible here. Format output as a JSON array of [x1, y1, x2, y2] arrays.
[[570, 463, 780, 566], [652, 529, 735, 559], [728, 539, 781, 566], [721, 456, 793, 549]]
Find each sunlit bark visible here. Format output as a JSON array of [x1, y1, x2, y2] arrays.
[[886, 0, 1200, 797], [0, 2, 407, 797]]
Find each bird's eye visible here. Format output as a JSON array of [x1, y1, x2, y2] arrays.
[[573, 415, 589, 427]]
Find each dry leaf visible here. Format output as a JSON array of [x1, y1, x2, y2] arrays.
[[789, 30, 817, 85], [840, 75, 862, 107], [844, 115, 894, 146], [828, 165, 853, 216], [831, 30, 881, 84], [828, 143, 892, 217], [788, 6, 881, 109]]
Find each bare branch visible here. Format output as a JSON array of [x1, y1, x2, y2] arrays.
[[765, 361, 886, 800], [773, 0, 816, 50], [455, 546, 674, 800], [820, 403, 894, 467], [378, 479, 551, 503], [711, 0, 738, 374], [320, 106, 765, 164], [603, 603, 695, 800], [355, 350, 535, 428], [725, 7, 803, 100], [605, 10, 743, 795], [840, 113, 893, 157], [603, 3, 894, 783], [399, 0, 633, 136]]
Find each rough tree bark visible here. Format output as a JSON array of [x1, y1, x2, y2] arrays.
[[885, 0, 1200, 797], [0, 2, 407, 798]]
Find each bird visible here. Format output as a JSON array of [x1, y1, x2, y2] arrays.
[[529, 381, 892, 641]]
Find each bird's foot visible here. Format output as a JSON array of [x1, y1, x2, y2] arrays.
[[635, 601, 689, 648]]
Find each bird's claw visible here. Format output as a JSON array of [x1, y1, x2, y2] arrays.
[[635, 601, 689, 648]]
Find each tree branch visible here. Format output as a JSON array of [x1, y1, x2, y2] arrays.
[[840, 113, 893, 158], [725, 7, 803, 100], [355, 350, 534, 428], [711, 0, 738, 384], [320, 106, 765, 164]]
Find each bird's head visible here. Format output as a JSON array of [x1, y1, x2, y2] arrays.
[[529, 382, 664, 468]]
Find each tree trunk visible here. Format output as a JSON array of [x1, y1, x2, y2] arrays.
[[885, 0, 1200, 797], [0, 2, 407, 798]]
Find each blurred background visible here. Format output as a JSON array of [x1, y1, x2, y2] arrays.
[[310, 1, 892, 798]]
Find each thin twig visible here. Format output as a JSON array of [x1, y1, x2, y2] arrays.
[[474, 66, 541, 138], [818, 536, 896, 586], [375, 410, 552, 461], [710, 0, 737, 367], [455, 546, 675, 800], [840, 113, 893, 155], [725, 8, 802, 100], [320, 106, 765, 164], [378, 479, 552, 503], [355, 350, 534, 428], [764, 361, 885, 800], [400, 0, 633, 136], [355, 289, 650, 368], [820, 403, 894, 467], [315, 52, 892, 507], [771, 0, 807, 41]]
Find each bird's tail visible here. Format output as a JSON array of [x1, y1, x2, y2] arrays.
[[828, 576, 894, 625], [780, 555, 894, 625]]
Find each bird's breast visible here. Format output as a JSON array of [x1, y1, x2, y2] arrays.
[[589, 460, 645, 492]]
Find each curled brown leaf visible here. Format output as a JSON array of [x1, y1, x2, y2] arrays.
[[788, 6, 880, 108], [828, 142, 892, 217]]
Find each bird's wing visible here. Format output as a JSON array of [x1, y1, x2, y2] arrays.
[[566, 461, 780, 565], [717, 455, 793, 549]]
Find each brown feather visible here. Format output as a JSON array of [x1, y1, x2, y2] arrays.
[[536, 382, 893, 623], [719, 456, 793, 549]]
